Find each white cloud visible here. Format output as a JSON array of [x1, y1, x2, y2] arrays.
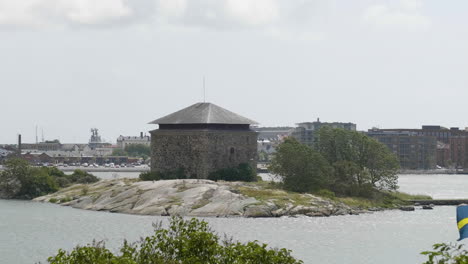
[[58, 0, 132, 25], [363, 1, 430, 31], [225, 0, 279, 26], [0, 0, 44, 27], [400, 0, 423, 10], [0, 0, 133, 27], [157, 0, 187, 19], [0, 0, 328, 38], [155, 0, 281, 29]]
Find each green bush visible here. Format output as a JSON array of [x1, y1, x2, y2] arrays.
[[315, 189, 336, 199], [49, 198, 58, 203], [139, 171, 161, 181], [60, 196, 72, 203], [81, 186, 89, 196], [68, 170, 99, 184], [47, 217, 303, 264], [208, 163, 257, 182], [55, 177, 71, 188], [139, 168, 187, 181]]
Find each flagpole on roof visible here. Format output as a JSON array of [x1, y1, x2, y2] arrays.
[[203, 76, 206, 103]]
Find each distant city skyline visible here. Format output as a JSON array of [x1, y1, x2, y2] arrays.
[[2, 0, 468, 144]]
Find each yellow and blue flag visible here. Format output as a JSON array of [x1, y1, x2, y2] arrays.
[[457, 205, 468, 241]]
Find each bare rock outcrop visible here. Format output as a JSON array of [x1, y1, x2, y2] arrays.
[[34, 179, 354, 218]]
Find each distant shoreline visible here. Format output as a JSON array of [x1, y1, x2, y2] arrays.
[[399, 169, 468, 175], [0, 165, 150, 173], [59, 166, 150, 173]]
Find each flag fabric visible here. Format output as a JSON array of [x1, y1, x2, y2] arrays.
[[457, 205, 468, 241]]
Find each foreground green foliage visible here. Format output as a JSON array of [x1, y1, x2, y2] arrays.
[[421, 243, 468, 264], [269, 128, 400, 198], [47, 217, 302, 264], [0, 158, 98, 199]]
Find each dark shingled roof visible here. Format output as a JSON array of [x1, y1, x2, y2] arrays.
[[149, 102, 258, 125]]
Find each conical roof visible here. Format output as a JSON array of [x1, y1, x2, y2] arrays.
[[149, 102, 258, 125]]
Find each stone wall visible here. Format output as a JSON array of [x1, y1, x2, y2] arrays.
[[150, 129, 257, 179]]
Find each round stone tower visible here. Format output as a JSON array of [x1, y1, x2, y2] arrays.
[[149, 102, 258, 179]]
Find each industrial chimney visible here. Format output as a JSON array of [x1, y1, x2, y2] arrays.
[[17, 134, 22, 155]]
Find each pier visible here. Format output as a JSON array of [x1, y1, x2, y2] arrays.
[[410, 199, 468, 206]]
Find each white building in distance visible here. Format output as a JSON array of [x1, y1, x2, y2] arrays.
[[117, 132, 150, 149]]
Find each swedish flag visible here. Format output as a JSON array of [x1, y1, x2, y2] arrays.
[[457, 205, 468, 241]]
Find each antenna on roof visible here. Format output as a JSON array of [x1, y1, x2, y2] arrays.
[[203, 76, 206, 103]]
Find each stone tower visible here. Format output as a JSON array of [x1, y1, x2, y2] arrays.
[[149, 102, 258, 179]]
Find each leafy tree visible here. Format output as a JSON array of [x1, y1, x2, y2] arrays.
[[269, 138, 332, 193], [112, 144, 151, 159], [365, 139, 399, 190], [0, 159, 99, 199], [315, 127, 400, 193], [112, 148, 128, 157], [47, 217, 303, 264], [269, 128, 399, 197], [125, 144, 151, 159], [0, 158, 58, 199]]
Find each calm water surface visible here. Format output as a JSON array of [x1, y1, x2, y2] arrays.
[[1, 173, 466, 264]]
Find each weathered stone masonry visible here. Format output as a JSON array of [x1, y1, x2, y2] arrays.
[[149, 102, 258, 179], [151, 130, 257, 178]]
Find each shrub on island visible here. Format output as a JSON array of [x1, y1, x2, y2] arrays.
[[46, 217, 303, 264], [139, 168, 187, 181], [208, 163, 257, 182], [139, 163, 257, 182]]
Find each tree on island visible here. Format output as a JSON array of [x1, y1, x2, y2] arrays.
[[269, 127, 400, 197], [47, 217, 303, 264]]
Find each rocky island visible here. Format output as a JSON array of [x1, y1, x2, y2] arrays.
[[34, 179, 356, 217]]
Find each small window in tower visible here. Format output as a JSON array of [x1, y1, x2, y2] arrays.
[[230, 147, 235, 154]]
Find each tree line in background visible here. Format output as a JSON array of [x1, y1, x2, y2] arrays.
[[0, 158, 98, 199], [269, 127, 400, 198], [112, 144, 151, 159]]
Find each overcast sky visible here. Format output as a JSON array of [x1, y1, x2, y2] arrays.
[[1, 0, 467, 144]]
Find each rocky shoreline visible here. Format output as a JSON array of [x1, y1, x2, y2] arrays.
[[33, 179, 367, 218]]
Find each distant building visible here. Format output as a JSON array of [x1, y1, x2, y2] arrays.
[[370, 126, 468, 170], [22, 141, 62, 151], [367, 129, 437, 170], [253, 127, 293, 160], [254, 127, 294, 141], [0, 148, 11, 162], [117, 132, 151, 149], [291, 119, 356, 147], [149, 102, 258, 179]]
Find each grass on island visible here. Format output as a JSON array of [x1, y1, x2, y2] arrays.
[[236, 178, 432, 210], [334, 191, 432, 209]]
